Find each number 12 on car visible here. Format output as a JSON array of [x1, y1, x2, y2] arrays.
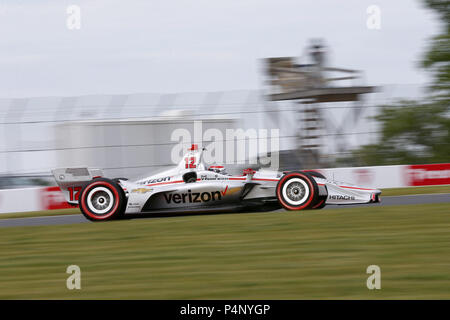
[[185, 157, 197, 169]]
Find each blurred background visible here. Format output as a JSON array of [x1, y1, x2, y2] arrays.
[[1, 1, 450, 300], [0, 0, 448, 187]]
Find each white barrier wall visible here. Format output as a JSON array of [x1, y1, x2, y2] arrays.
[[0, 187, 43, 214], [320, 165, 405, 189], [0, 186, 72, 214], [1, 163, 449, 214], [319, 163, 450, 189]]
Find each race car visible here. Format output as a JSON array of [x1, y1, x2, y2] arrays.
[[52, 144, 381, 221]]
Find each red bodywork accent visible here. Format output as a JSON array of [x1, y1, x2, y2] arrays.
[[340, 185, 377, 191], [243, 168, 256, 176], [188, 144, 198, 151]]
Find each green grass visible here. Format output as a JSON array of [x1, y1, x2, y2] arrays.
[[0, 203, 449, 299], [381, 185, 450, 196], [0, 208, 79, 220]]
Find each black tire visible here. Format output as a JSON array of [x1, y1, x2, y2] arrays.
[[302, 171, 327, 209], [303, 170, 326, 179], [276, 171, 319, 211], [78, 178, 126, 221], [310, 196, 327, 209]]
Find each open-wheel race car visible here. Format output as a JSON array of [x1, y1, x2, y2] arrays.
[[52, 144, 381, 221]]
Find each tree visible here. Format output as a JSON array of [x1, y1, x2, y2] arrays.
[[350, 101, 450, 166], [347, 0, 450, 166], [421, 0, 450, 95]]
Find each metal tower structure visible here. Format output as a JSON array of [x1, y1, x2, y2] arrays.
[[263, 40, 376, 168]]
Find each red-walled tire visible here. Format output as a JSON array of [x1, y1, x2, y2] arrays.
[[78, 178, 126, 221], [311, 196, 327, 209], [276, 171, 319, 211], [302, 171, 327, 209]]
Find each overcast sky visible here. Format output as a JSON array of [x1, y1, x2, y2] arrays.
[[0, 0, 442, 98]]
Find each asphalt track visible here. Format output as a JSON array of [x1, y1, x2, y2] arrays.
[[0, 193, 449, 228]]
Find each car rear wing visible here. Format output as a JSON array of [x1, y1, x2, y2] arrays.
[[51, 167, 104, 205]]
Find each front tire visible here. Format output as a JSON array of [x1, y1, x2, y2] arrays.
[[276, 171, 319, 211], [79, 178, 126, 221], [302, 170, 327, 209], [303, 170, 326, 180], [311, 197, 327, 209]]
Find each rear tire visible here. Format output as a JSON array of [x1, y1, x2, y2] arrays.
[[276, 171, 319, 211], [79, 178, 126, 221]]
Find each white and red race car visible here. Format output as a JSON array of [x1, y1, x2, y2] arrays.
[[52, 144, 381, 221]]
